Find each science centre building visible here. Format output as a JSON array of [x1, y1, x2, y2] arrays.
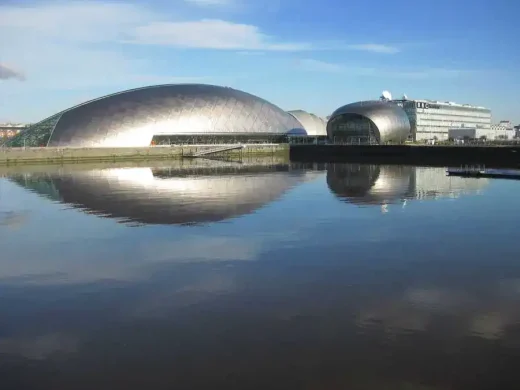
[[327, 100, 411, 145], [5, 84, 328, 148]]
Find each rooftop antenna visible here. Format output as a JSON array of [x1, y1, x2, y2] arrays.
[[380, 90, 392, 101]]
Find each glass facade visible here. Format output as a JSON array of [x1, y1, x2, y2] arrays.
[[395, 100, 492, 141], [4, 115, 61, 147], [151, 134, 290, 145], [328, 114, 379, 144]]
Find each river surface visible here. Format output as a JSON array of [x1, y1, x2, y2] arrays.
[[1, 158, 519, 390]]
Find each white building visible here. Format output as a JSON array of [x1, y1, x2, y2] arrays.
[[0, 123, 27, 139], [391, 99, 492, 141], [491, 120, 516, 140]]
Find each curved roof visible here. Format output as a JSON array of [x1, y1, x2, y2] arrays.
[[9, 163, 312, 225], [326, 164, 414, 205], [327, 100, 410, 143], [7, 84, 305, 148], [287, 110, 327, 136]]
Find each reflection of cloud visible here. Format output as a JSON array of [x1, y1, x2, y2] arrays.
[[357, 283, 520, 342], [404, 287, 468, 311], [0, 211, 29, 230], [130, 273, 237, 318], [470, 313, 505, 340], [0, 333, 78, 359], [0, 235, 262, 286], [140, 236, 261, 263]]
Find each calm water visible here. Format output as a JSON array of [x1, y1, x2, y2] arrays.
[[1, 158, 520, 390]]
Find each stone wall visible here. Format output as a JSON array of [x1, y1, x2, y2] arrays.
[[0, 144, 289, 165]]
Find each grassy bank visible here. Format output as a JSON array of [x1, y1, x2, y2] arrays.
[[0, 144, 289, 166]]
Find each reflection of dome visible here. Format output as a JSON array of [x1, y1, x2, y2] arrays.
[[327, 164, 491, 206], [10, 163, 310, 225], [326, 164, 414, 205]]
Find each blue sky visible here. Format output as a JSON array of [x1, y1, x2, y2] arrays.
[[0, 0, 518, 123]]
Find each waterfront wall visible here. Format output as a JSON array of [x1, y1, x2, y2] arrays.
[[0, 144, 288, 165], [290, 144, 520, 168]]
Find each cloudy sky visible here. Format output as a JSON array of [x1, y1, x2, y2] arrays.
[[0, 0, 518, 123]]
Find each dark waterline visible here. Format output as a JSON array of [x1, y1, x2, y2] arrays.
[[1, 159, 519, 389]]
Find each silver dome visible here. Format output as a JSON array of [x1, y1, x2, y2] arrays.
[[327, 100, 410, 144], [287, 110, 327, 136], [6, 84, 304, 148]]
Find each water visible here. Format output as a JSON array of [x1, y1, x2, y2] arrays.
[[1, 158, 520, 390]]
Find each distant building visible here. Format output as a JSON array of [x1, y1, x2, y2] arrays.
[[0, 123, 27, 140], [390, 99, 492, 141], [491, 120, 516, 140]]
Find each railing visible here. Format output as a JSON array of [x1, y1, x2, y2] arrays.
[[189, 144, 245, 157]]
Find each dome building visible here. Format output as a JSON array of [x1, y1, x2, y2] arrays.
[[5, 84, 308, 148], [327, 101, 410, 144], [287, 110, 327, 137]]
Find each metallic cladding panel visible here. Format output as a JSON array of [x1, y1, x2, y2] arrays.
[[327, 101, 411, 143], [287, 110, 327, 136], [47, 84, 304, 147]]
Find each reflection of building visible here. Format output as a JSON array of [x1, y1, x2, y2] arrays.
[[10, 161, 313, 225], [327, 101, 410, 144], [327, 164, 489, 207], [4, 84, 314, 148], [391, 98, 492, 141], [327, 164, 414, 205], [413, 167, 489, 200]]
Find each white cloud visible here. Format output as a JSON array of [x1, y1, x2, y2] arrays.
[[0, 63, 25, 81], [236, 51, 266, 56], [347, 43, 400, 54], [129, 19, 310, 50], [0, 2, 147, 42], [297, 58, 475, 79], [0, 1, 310, 94], [297, 59, 345, 73], [184, 0, 236, 7]]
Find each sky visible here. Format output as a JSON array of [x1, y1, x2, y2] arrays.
[[0, 0, 518, 124]]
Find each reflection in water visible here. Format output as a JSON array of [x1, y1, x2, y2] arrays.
[[327, 163, 489, 207], [8, 159, 316, 225], [1, 162, 519, 389]]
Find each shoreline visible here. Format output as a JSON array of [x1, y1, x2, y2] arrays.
[[290, 144, 520, 169], [0, 144, 289, 166]]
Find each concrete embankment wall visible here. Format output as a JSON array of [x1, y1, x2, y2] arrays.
[[290, 145, 520, 168], [0, 144, 288, 165]]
